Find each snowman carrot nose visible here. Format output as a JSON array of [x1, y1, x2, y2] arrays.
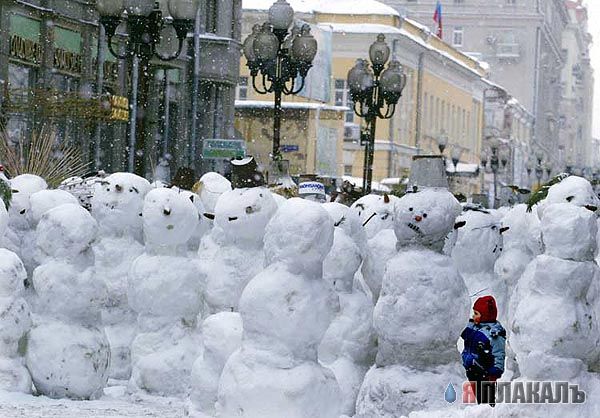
[[414, 215, 422, 222], [163, 207, 171, 216]]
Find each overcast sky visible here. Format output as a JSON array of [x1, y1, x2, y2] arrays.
[[586, 0, 600, 137]]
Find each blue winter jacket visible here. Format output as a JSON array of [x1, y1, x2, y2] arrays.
[[460, 320, 506, 378]]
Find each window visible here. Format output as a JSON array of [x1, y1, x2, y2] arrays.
[[344, 165, 353, 176], [236, 76, 248, 100], [452, 26, 464, 47], [506, 0, 516, 4], [334, 79, 354, 123]]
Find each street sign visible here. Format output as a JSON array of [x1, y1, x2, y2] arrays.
[[202, 139, 246, 160], [280, 144, 299, 153]]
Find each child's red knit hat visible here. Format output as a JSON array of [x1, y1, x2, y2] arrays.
[[473, 295, 497, 322]]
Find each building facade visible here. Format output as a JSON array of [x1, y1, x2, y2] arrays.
[[0, 0, 241, 180], [384, 0, 578, 174], [239, 0, 489, 197]]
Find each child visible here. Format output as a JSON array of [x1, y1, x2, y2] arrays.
[[460, 295, 506, 406]]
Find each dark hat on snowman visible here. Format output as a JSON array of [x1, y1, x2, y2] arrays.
[[230, 156, 265, 189]]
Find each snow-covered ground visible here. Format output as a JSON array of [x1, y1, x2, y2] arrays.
[[0, 385, 185, 417]]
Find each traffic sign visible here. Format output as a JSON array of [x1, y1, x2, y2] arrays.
[[202, 139, 246, 160]]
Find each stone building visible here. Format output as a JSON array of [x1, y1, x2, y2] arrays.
[[383, 0, 573, 171], [239, 0, 489, 198], [0, 0, 242, 180]]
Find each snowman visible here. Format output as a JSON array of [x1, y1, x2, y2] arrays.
[[127, 188, 204, 396], [3, 174, 48, 272], [90, 172, 151, 380], [320, 202, 376, 416], [356, 188, 470, 417], [494, 204, 542, 318], [188, 312, 243, 417], [0, 201, 32, 393], [509, 202, 600, 381], [26, 203, 110, 399], [216, 198, 342, 418], [199, 186, 277, 315], [451, 207, 509, 316], [351, 194, 399, 301]]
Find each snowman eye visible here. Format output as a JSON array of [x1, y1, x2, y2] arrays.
[[422, 213, 427, 218], [245, 206, 254, 214], [408, 207, 413, 211]]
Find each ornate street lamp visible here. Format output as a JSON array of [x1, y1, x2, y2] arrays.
[[480, 151, 488, 169], [545, 163, 553, 179], [347, 34, 407, 194], [242, 0, 318, 162], [96, 0, 197, 176]]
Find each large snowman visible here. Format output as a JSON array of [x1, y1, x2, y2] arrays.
[[320, 202, 376, 416], [127, 188, 204, 396], [199, 186, 277, 314], [510, 202, 600, 380], [216, 198, 342, 418], [26, 203, 110, 399], [356, 188, 470, 417], [91, 172, 151, 380], [0, 201, 32, 393]]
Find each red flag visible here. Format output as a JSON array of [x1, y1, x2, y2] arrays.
[[433, 1, 443, 38]]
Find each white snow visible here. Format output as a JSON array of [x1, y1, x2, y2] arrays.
[[241, 0, 399, 16]]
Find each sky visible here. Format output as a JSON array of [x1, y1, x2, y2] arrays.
[[587, 0, 600, 137]]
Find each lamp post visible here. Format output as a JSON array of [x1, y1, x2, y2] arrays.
[[535, 151, 544, 188], [96, 0, 196, 176], [242, 0, 318, 162], [347, 34, 407, 194], [490, 146, 499, 208]]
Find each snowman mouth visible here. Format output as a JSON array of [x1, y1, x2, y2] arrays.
[[228, 217, 238, 221], [407, 222, 423, 235], [585, 205, 597, 212], [166, 225, 174, 230]]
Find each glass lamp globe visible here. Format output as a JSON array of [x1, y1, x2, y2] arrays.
[[291, 25, 317, 63], [168, 0, 197, 20], [268, 0, 294, 31], [243, 24, 261, 63], [253, 23, 279, 62], [97, 0, 124, 17], [369, 33, 390, 68], [124, 0, 154, 16]]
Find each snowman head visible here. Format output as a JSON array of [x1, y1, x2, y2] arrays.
[[214, 187, 277, 247], [322, 201, 367, 255], [451, 209, 508, 274], [541, 202, 597, 261], [538, 176, 599, 218], [350, 194, 398, 239], [36, 203, 98, 260], [264, 198, 334, 275], [142, 188, 199, 248], [499, 204, 542, 254], [8, 174, 48, 230], [394, 188, 462, 252], [28, 189, 79, 227], [195, 172, 232, 214], [323, 228, 361, 292], [91, 172, 151, 236]]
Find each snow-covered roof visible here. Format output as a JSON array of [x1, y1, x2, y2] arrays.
[[235, 100, 348, 112], [342, 175, 391, 192], [242, 0, 399, 16], [380, 177, 409, 186], [325, 23, 402, 35]]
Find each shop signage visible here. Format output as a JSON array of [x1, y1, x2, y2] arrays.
[[9, 34, 42, 64], [109, 95, 129, 121]]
